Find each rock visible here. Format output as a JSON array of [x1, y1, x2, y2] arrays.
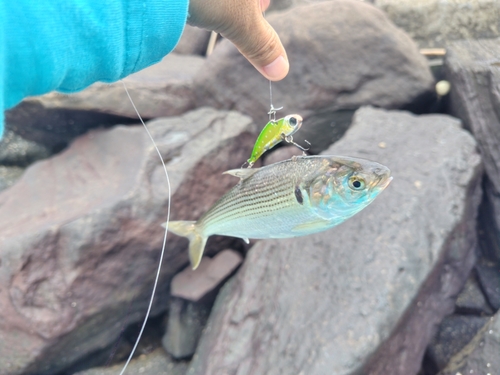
[[170, 250, 243, 302], [194, 1, 434, 154], [426, 315, 490, 370], [163, 298, 212, 360], [445, 38, 500, 263], [0, 166, 24, 192], [475, 259, 500, 311], [446, 39, 500, 194], [455, 272, 493, 315], [0, 108, 257, 375], [164, 250, 242, 359], [0, 130, 51, 167], [174, 25, 211, 56], [187, 107, 482, 375], [438, 312, 500, 375], [73, 348, 188, 375], [5, 53, 204, 150], [374, 0, 500, 48]]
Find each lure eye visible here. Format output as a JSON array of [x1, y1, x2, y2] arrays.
[[289, 116, 298, 127], [348, 176, 366, 191]]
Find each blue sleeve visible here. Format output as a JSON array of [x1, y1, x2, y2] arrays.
[[0, 0, 188, 139]]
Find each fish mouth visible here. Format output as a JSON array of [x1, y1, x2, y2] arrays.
[[378, 175, 393, 189]]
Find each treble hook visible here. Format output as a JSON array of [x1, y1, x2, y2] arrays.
[[281, 134, 311, 156]]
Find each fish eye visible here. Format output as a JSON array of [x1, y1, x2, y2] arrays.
[[289, 117, 297, 126], [348, 176, 366, 190]]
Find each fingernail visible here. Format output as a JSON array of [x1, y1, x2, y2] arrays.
[[262, 56, 289, 80]]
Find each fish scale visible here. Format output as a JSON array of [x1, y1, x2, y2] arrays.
[[165, 155, 392, 269]]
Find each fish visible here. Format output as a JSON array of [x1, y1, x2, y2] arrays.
[[247, 114, 304, 167], [163, 155, 392, 269]]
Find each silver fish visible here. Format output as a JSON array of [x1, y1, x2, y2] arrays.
[[164, 155, 392, 269]]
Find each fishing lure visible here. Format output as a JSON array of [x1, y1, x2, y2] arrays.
[[165, 155, 392, 270], [247, 114, 306, 167]]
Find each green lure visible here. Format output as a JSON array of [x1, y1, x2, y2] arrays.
[[247, 114, 304, 167]]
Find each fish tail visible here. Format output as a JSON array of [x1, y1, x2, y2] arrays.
[[161, 221, 207, 270]]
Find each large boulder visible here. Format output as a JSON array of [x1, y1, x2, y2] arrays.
[[375, 0, 500, 48], [445, 38, 500, 263], [5, 53, 204, 151], [194, 0, 435, 153], [186, 107, 482, 375], [0, 108, 257, 375]]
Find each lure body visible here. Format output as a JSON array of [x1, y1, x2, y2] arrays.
[[164, 155, 392, 269], [247, 114, 303, 166]]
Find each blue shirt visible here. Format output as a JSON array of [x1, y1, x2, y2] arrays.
[[0, 0, 188, 138]]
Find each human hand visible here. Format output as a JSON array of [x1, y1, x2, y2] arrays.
[[187, 0, 289, 81]]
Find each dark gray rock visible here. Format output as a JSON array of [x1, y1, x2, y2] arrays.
[[446, 38, 500, 194], [475, 259, 500, 311], [0, 130, 51, 167], [187, 107, 482, 375], [439, 311, 500, 375], [427, 315, 490, 370], [194, 0, 434, 154], [163, 298, 212, 360], [164, 250, 242, 359], [446, 38, 500, 264], [174, 25, 211, 56], [374, 0, 500, 48], [0, 108, 257, 375], [6, 54, 204, 150], [455, 272, 493, 315], [73, 348, 188, 375]]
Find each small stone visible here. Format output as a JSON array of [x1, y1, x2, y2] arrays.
[[162, 298, 212, 359], [170, 250, 243, 302]]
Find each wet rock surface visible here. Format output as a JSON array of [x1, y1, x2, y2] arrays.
[[187, 107, 482, 375], [438, 311, 500, 375], [0, 108, 256, 375], [194, 0, 434, 153]]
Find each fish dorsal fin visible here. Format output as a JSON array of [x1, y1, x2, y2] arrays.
[[223, 167, 260, 181]]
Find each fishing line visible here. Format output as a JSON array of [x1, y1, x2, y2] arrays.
[[118, 81, 172, 375]]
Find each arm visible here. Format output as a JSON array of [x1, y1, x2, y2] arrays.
[[1, 0, 188, 137]]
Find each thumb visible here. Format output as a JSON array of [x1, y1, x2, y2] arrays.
[[221, 15, 289, 81]]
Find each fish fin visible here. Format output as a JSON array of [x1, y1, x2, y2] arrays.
[[242, 237, 250, 244], [189, 235, 207, 270], [223, 168, 260, 181], [292, 219, 330, 234], [162, 221, 207, 270]]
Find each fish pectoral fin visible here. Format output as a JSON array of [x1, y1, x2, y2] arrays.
[[223, 167, 260, 181], [162, 221, 207, 270], [292, 219, 330, 234]]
